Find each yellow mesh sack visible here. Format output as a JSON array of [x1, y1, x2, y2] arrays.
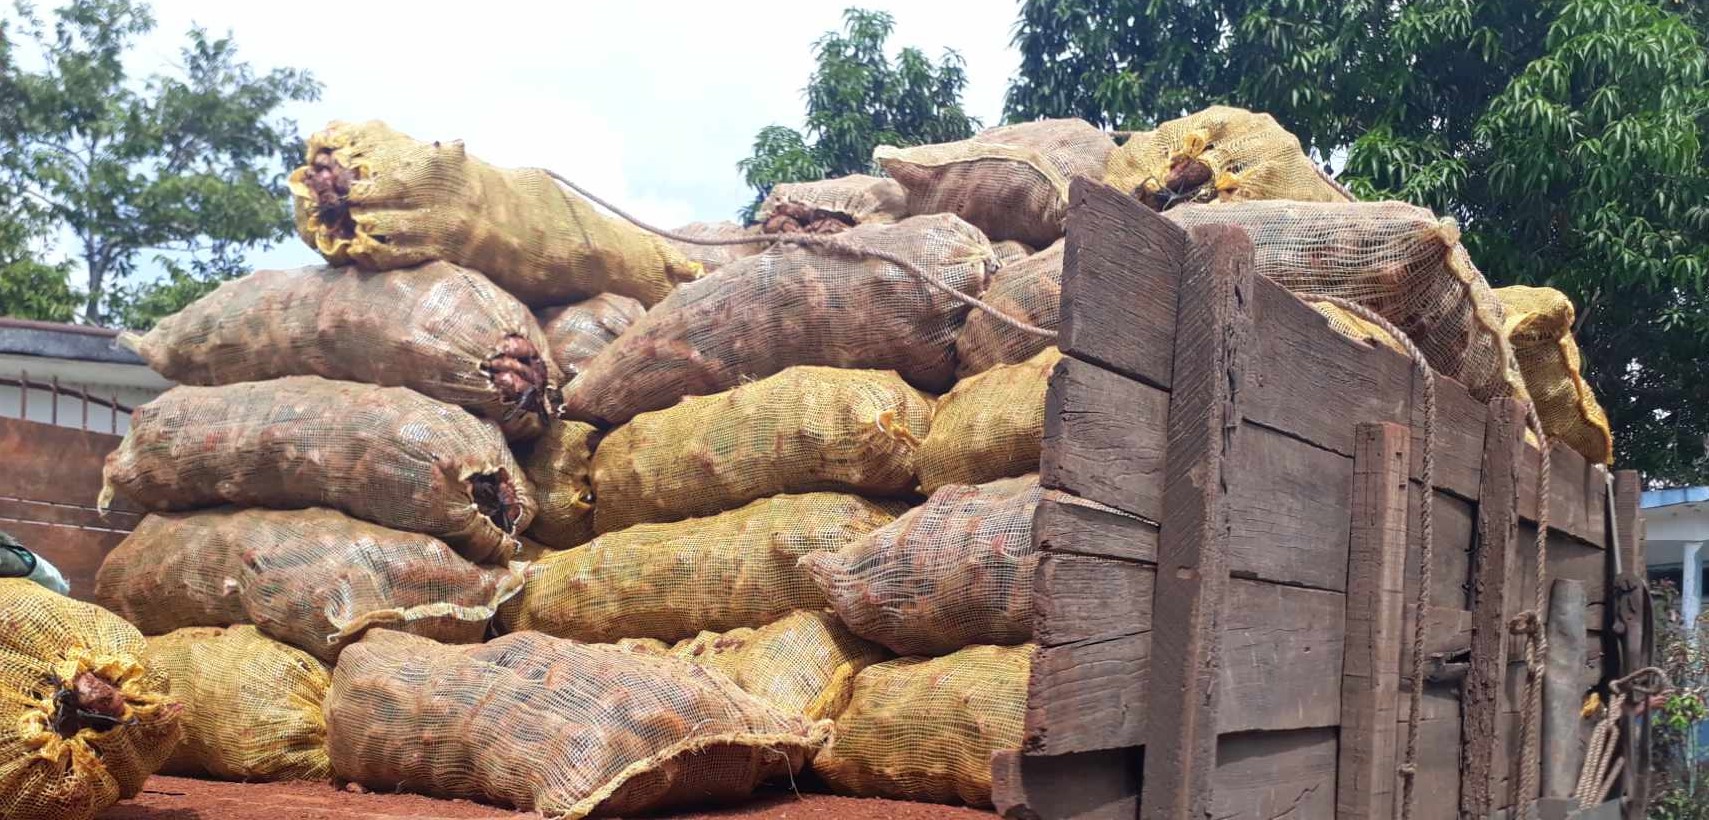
[[592, 367, 932, 533], [535, 293, 646, 382], [1166, 201, 1525, 402], [803, 476, 1042, 656], [101, 376, 535, 563], [0, 579, 182, 820], [123, 262, 557, 441], [1313, 302, 1406, 354], [665, 222, 771, 274], [501, 493, 904, 644], [141, 626, 330, 781], [288, 120, 701, 307], [1495, 286, 1614, 464], [561, 214, 995, 426], [919, 349, 1058, 493], [875, 120, 1116, 247], [757, 175, 909, 232], [95, 508, 523, 663], [1105, 106, 1350, 209], [813, 644, 1032, 807], [990, 240, 1035, 268], [518, 420, 600, 549], [662, 611, 890, 721], [955, 241, 1063, 376], [325, 629, 828, 819]]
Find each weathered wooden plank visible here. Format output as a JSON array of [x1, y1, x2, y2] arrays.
[[1396, 687, 1465, 820], [1613, 470, 1642, 574], [0, 416, 137, 512], [1218, 580, 1346, 734], [1544, 580, 1588, 799], [1409, 374, 1490, 504], [1033, 490, 1159, 565], [0, 519, 127, 603], [1516, 440, 1607, 549], [1041, 354, 1168, 521], [1059, 179, 1183, 389], [991, 748, 1141, 820], [1228, 422, 1354, 591], [1406, 484, 1477, 612], [1211, 728, 1339, 820], [1464, 397, 1527, 818], [1034, 554, 1155, 647], [1339, 422, 1411, 820], [1400, 606, 1474, 684], [0, 497, 141, 531], [1141, 223, 1253, 820], [1025, 632, 1150, 756]]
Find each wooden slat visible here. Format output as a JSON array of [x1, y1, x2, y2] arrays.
[[1141, 222, 1253, 820], [1516, 440, 1607, 548], [1407, 485, 1477, 612], [1408, 374, 1490, 503], [1025, 632, 1150, 756], [1228, 422, 1354, 591], [1463, 397, 1527, 817], [1033, 492, 1158, 564], [1041, 354, 1168, 520], [1059, 179, 1182, 389], [0, 519, 127, 603], [1211, 728, 1340, 820], [1543, 580, 1588, 799], [991, 748, 1141, 820], [0, 416, 136, 512], [1400, 606, 1474, 684], [1613, 470, 1642, 574], [1397, 687, 1465, 820], [1339, 422, 1411, 820], [1034, 554, 1155, 647], [1218, 580, 1346, 733]]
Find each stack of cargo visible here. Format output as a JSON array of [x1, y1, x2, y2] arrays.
[[57, 102, 1615, 818]]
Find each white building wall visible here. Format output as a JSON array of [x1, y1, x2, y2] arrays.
[[0, 353, 171, 435]]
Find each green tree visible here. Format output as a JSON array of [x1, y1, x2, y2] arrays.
[[737, 8, 975, 222], [1006, 0, 1709, 484], [0, 0, 319, 328]]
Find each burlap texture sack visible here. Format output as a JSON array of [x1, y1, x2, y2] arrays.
[[1496, 286, 1614, 464], [141, 626, 330, 781], [875, 120, 1115, 247], [1313, 303, 1406, 354], [955, 241, 1063, 376], [1105, 106, 1350, 209], [919, 349, 1058, 493], [94, 507, 524, 663], [501, 493, 904, 644], [561, 214, 995, 426], [665, 222, 771, 274], [658, 611, 890, 721], [288, 120, 701, 307], [101, 377, 535, 563], [757, 175, 909, 231], [1167, 200, 1525, 402], [535, 293, 646, 382], [518, 420, 601, 549], [990, 240, 1035, 267], [813, 644, 1032, 807], [592, 367, 932, 533], [326, 629, 828, 819], [804, 476, 1043, 655], [124, 262, 557, 440], [0, 580, 182, 820]]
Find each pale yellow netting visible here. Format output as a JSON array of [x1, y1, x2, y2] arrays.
[[127, 261, 558, 441], [1496, 286, 1614, 464], [0, 579, 182, 820], [919, 348, 1058, 493], [1105, 106, 1349, 208], [592, 367, 932, 533], [650, 611, 891, 722], [560, 213, 995, 426], [1166, 200, 1526, 402], [326, 630, 828, 819], [803, 475, 1042, 656], [101, 376, 535, 563], [518, 420, 600, 549], [287, 120, 701, 307], [94, 507, 524, 664], [141, 626, 330, 782], [1314, 302, 1406, 354], [955, 241, 1063, 376], [665, 222, 771, 274], [989, 240, 1035, 268], [757, 175, 910, 227], [500, 493, 905, 644], [876, 119, 1116, 248], [813, 644, 1033, 808], [534, 293, 646, 382]]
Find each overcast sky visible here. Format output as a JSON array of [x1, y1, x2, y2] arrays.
[[109, 1, 1023, 273]]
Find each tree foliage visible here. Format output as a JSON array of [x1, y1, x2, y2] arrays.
[[1007, 0, 1709, 484], [737, 8, 975, 222], [0, 0, 319, 328]]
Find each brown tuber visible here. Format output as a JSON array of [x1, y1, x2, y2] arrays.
[[305, 149, 356, 239]]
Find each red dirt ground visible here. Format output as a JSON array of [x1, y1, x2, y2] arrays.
[[100, 776, 998, 819]]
